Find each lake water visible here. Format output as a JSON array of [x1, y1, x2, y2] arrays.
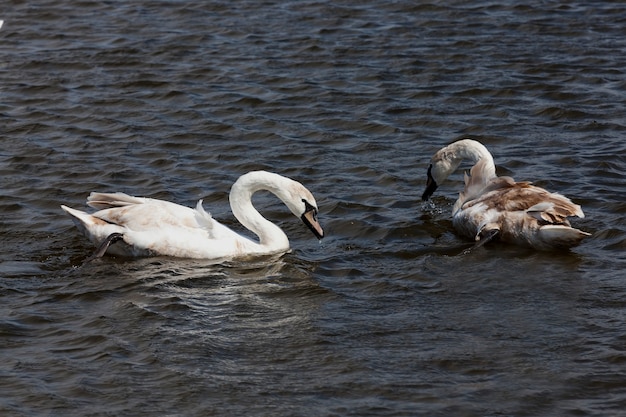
[[1, 1, 626, 416]]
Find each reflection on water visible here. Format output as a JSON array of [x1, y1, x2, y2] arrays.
[[1, 0, 626, 416]]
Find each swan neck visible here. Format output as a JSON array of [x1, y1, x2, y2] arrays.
[[448, 139, 496, 178], [455, 139, 494, 166], [229, 173, 289, 252]]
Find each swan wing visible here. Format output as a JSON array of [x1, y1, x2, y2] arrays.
[[455, 182, 588, 249], [63, 195, 248, 258], [92, 200, 196, 231], [87, 192, 147, 209], [86, 193, 220, 236], [526, 197, 585, 224], [461, 180, 577, 215]]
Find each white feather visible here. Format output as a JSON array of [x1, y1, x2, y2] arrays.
[[62, 171, 323, 259]]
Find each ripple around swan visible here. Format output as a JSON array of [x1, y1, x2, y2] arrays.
[[2, 0, 626, 416]]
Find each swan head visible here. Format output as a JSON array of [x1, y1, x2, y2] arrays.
[[421, 139, 495, 200], [283, 184, 324, 240], [230, 171, 324, 241], [421, 154, 461, 200], [300, 198, 324, 239]]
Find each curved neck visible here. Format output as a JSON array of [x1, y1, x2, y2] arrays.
[[442, 139, 496, 179], [228, 172, 290, 253]]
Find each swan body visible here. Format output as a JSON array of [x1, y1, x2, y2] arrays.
[[422, 139, 590, 250], [61, 171, 324, 260]]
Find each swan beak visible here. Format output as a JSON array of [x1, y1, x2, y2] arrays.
[[422, 164, 438, 201], [302, 210, 324, 239]]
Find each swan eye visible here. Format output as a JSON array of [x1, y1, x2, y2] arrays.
[[302, 199, 318, 217]]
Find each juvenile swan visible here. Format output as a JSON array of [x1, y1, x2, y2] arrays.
[[61, 171, 324, 259], [421, 139, 589, 250]]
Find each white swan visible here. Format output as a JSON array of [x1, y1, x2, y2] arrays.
[[61, 171, 324, 260], [422, 139, 590, 250]]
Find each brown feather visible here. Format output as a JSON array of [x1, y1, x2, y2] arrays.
[[427, 139, 589, 250]]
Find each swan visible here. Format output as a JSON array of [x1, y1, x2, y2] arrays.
[[421, 139, 590, 250], [61, 171, 324, 260]]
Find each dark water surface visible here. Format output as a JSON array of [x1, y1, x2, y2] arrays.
[[2, 1, 626, 416]]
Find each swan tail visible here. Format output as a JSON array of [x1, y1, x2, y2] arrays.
[[87, 192, 146, 210], [538, 225, 591, 249], [61, 205, 124, 240], [61, 205, 99, 226]]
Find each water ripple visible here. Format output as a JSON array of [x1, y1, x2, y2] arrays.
[[1, 0, 626, 415]]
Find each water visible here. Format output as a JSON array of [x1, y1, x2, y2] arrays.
[[1, 1, 626, 415]]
